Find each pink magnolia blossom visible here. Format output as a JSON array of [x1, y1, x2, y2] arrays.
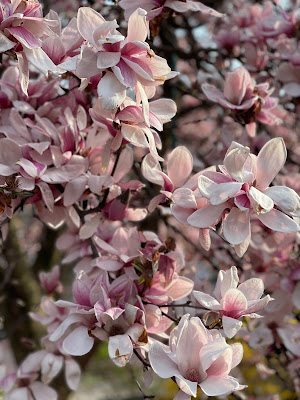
[[119, 0, 223, 21], [91, 97, 176, 158], [277, 324, 300, 357], [70, 7, 174, 116], [193, 266, 272, 338], [149, 314, 245, 399], [185, 138, 300, 255], [202, 66, 282, 136], [0, 0, 64, 94], [1, 351, 57, 400]]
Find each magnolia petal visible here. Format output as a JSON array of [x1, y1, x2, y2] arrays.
[[79, 214, 102, 240], [63, 326, 94, 356], [223, 208, 250, 245], [127, 8, 148, 43], [121, 124, 148, 147], [202, 83, 224, 103], [63, 176, 87, 207], [224, 142, 251, 183], [224, 67, 251, 106], [255, 138, 287, 191], [0, 31, 15, 52], [220, 288, 247, 317], [199, 228, 211, 251], [234, 230, 251, 257], [187, 203, 228, 228], [149, 342, 179, 379], [97, 72, 126, 110], [174, 390, 191, 400], [222, 316, 243, 338], [167, 277, 194, 301], [108, 334, 133, 367], [257, 209, 299, 233], [96, 259, 123, 272], [238, 278, 264, 301], [97, 51, 121, 69], [200, 376, 240, 396], [264, 186, 300, 217], [77, 7, 105, 46], [37, 182, 54, 213], [23, 47, 64, 76], [65, 359, 81, 390], [167, 146, 193, 188], [220, 267, 239, 297], [230, 343, 244, 369], [248, 186, 273, 214], [30, 382, 57, 400], [193, 291, 221, 310], [172, 188, 197, 209]]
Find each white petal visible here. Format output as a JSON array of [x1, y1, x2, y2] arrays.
[[63, 326, 94, 356], [193, 291, 221, 310], [249, 186, 274, 214], [223, 208, 250, 245], [97, 72, 126, 110], [222, 316, 243, 338], [264, 186, 300, 217], [187, 203, 228, 228], [200, 376, 240, 396]]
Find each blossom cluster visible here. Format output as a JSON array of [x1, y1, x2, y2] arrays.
[[0, 1, 299, 400]]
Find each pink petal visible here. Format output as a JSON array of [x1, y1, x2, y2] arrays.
[[187, 203, 228, 228], [224, 67, 252, 106], [63, 326, 94, 356], [200, 376, 240, 396], [230, 342, 244, 368], [108, 335, 133, 367], [220, 266, 239, 297], [167, 146, 193, 188], [149, 99, 177, 124], [220, 288, 247, 318], [127, 8, 148, 42], [97, 51, 121, 69], [257, 209, 299, 232], [65, 359, 81, 390], [193, 291, 221, 310], [77, 7, 105, 46], [255, 138, 287, 191], [63, 176, 87, 207], [30, 382, 57, 400], [113, 146, 133, 182], [200, 337, 229, 372], [264, 186, 300, 217], [223, 208, 250, 245], [172, 188, 197, 209], [223, 142, 252, 183], [202, 83, 224, 103], [97, 72, 126, 110], [37, 182, 54, 212], [238, 278, 264, 301], [248, 186, 274, 214], [149, 342, 179, 379], [222, 316, 243, 338], [167, 277, 194, 301], [96, 259, 123, 272], [6, 26, 40, 49]]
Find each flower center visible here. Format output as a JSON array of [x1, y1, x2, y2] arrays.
[[109, 324, 125, 336], [185, 368, 201, 383]]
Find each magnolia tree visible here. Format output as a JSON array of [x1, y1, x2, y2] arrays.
[[0, 0, 299, 399]]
